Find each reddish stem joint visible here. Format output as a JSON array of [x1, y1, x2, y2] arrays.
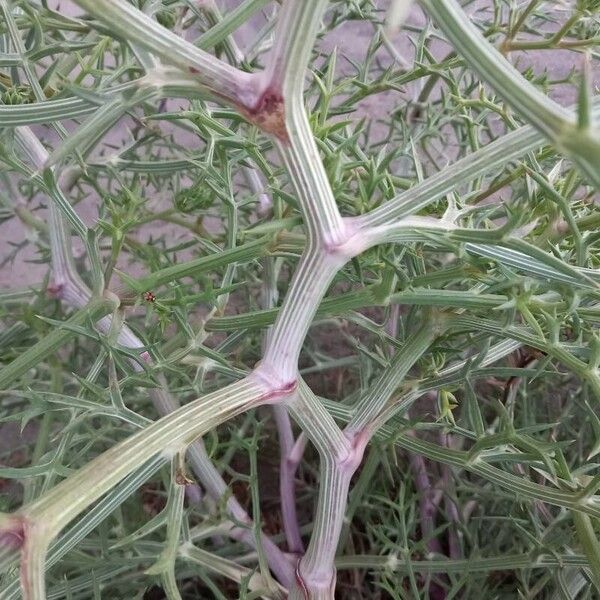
[[241, 88, 289, 143]]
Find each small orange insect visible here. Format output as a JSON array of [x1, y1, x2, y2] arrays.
[[143, 291, 156, 303]]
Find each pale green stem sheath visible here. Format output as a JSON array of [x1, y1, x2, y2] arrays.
[[572, 512, 600, 591], [287, 317, 438, 598], [260, 216, 372, 386], [5, 375, 292, 599], [322, 397, 600, 519], [145, 460, 186, 600], [266, 0, 346, 244], [335, 552, 590, 572], [421, 0, 570, 136], [419, 0, 600, 189], [15, 123, 296, 589], [14, 128, 141, 348], [261, 0, 363, 382], [203, 0, 305, 561], [265, 0, 327, 95], [263, 254, 304, 554], [0, 455, 167, 599], [262, 251, 344, 383], [153, 384, 295, 587], [70, 0, 259, 109], [3, 2, 599, 598], [180, 543, 288, 596], [275, 122, 347, 247], [346, 318, 440, 435], [361, 98, 600, 229], [287, 382, 362, 600]]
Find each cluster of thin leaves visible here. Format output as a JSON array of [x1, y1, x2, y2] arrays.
[[0, 0, 599, 598]]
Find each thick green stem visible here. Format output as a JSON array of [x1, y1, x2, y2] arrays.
[[573, 512, 600, 591], [420, 0, 600, 189], [71, 0, 258, 108], [6, 376, 290, 598]]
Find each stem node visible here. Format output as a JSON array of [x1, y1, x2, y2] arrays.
[[241, 86, 289, 142]]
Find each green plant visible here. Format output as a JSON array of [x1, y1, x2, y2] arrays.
[[0, 0, 599, 598]]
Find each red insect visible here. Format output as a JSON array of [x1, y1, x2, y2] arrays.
[[143, 291, 156, 303]]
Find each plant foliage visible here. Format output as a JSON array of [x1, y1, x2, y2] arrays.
[[0, 0, 599, 598]]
